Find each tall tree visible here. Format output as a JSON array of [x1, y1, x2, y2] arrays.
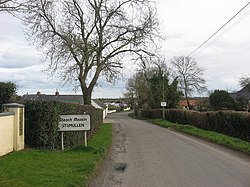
[[7, 0, 159, 105], [124, 60, 181, 109], [170, 56, 206, 109], [0, 81, 17, 111]]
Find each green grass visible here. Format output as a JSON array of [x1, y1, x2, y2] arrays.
[[0, 123, 112, 187], [151, 119, 250, 155]]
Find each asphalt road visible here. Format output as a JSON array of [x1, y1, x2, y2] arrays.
[[89, 112, 250, 187]]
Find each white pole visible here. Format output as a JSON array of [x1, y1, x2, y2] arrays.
[[61, 131, 64, 151], [84, 131, 87, 147]]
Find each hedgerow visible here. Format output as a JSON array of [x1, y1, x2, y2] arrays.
[[23, 100, 103, 149], [139, 109, 250, 142]]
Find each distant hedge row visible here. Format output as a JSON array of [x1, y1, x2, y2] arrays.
[[139, 109, 250, 142], [23, 100, 103, 149]]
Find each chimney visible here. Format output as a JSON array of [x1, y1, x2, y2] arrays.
[[37, 91, 41, 95], [55, 89, 59, 96]]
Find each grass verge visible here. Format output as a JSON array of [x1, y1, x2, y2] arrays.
[[0, 123, 112, 187], [151, 119, 250, 155]]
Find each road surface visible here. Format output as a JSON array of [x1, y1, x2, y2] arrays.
[[89, 112, 250, 187]]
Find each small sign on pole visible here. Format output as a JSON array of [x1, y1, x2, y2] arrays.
[[58, 114, 91, 150], [161, 102, 167, 107]]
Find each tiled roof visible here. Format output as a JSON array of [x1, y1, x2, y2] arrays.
[[179, 99, 202, 107], [22, 94, 84, 104], [92, 99, 107, 109]]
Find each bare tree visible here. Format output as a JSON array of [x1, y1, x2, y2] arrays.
[[124, 55, 181, 109], [0, 0, 24, 11], [239, 75, 250, 88], [170, 56, 206, 109], [7, 0, 159, 105]]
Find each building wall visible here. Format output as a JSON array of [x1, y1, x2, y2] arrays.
[[0, 113, 14, 157], [91, 100, 107, 119]]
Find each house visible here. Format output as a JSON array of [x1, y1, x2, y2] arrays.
[[230, 84, 250, 111], [179, 98, 207, 110], [22, 91, 84, 104], [22, 91, 108, 118], [91, 99, 108, 119], [230, 84, 250, 101]]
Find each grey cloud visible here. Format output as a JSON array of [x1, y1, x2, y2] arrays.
[[0, 47, 42, 68]]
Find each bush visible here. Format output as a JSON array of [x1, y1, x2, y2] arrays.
[[23, 100, 103, 149], [139, 109, 250, 142], [209, 90, 235, 110]]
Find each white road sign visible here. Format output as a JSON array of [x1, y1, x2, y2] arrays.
[[161, 102, 167, 107], [58, 115, 91, 131]]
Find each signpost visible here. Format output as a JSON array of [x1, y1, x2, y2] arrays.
[[58, 114, 91, 150], [161, 102, 166, 120]]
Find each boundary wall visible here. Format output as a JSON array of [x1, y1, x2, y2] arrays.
[[0, 103, 25, 157]]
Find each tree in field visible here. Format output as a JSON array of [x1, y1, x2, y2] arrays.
[[209, 90, 235, 110], [6, 0, 159, 105], [170, 56, 206, 109], [0, 81, 17, 111]]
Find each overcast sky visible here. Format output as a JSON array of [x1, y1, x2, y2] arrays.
[[0, 0, 249, 98]]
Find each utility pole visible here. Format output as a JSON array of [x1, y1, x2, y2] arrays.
[[162, 73, 165, 120]]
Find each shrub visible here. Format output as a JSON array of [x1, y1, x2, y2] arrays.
[[139, 109, 250, 142], [24, 100, 103, 149]]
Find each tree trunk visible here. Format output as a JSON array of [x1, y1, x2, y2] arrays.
[[83, 90, 92, 105], [80, 84, 92, 105], [183, 77, 190, 110], [184, 88, 190, 110]]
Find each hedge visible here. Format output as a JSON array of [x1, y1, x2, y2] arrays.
[[23, 100, 103, 149], [139, 109, 250, 142]]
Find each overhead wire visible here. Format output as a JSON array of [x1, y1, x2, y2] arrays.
[[191, 8, 250, 58], [188, 1, 250, 58]]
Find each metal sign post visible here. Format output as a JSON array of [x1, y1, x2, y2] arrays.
[[61, 131, 64, 151], [84, 131, 87, 147], [161, 102, 166, 120]]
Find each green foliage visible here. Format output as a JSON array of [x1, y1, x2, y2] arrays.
[[23, 100, 103, 149], [149, 72, 167, 108], [139, 109, 250, 142], [148, 73, 181, 109], [167, 78, 182, 108], [0, 81, 17, 111], [209, 90, 235, 110], [125, 69, 181, 109], [0, 123, 112, 187]]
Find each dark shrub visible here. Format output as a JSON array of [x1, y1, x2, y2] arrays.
[[24, 100, 103, 149]]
